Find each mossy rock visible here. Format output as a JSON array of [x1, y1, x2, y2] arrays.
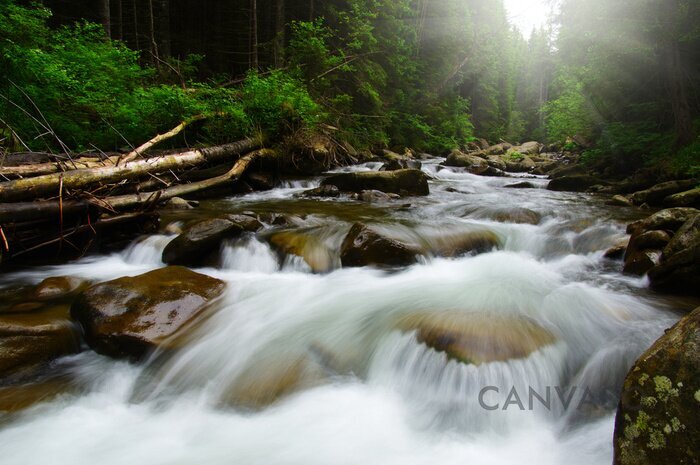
[[614, 306, 700, 465], [340, 223, 421, 268], [321, 169, 429, 196]]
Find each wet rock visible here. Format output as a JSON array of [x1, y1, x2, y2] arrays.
[[321, 169, 429, 196], [604, 238, 629, 260], [162, 218, 244, 266], [444, 150, 490, 175], [268, 230, 335, 273], [516, 141, 541, 155], [613, 306, 700, 465], [608, 195, 634, 207], [484, 143, 512, 155], [504, 181, 536, 189], [298, 185, 341, 198], [664, 187, 700, 208], [33, 276, 89, 301], [0, 319, 79, 378], [71, 267, 225, 359], [227, 214, 263, 232], [429, 231, 500, 257], [629, 180, 697, 206], [625, 230, 672, 261], [356, 190, 399, 202], [623, 250, 662, 276], [489, 207, 542, 225], [380, 157, 422, 171], [245, 172, 276, 191], [163, 197, 196, 210], [549, 164, 587, 179], [648, 215, 700, 295], [626, 208, 699, 236], [396, 312, 556, 365], [0, 375, 76, 412], [547, 175, 603, 192], [340, 223, 420, 268], [486, 155, 508, 171], [504, 154, 536, 173]]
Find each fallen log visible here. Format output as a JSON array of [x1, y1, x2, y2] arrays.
[[118, 115, 207, 165], [0, 156, 117, 179], [0, 137, 262, 202], [0, 148, 279, 224]]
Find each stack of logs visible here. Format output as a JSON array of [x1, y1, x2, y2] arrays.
[[0, 132, 279, 267]]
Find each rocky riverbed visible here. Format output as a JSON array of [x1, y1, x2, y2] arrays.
[[0, 145, 698, 465]]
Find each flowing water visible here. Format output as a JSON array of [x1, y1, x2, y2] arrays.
[[0, 158, 695, 465]]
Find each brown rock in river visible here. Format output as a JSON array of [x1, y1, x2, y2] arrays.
[[340, 223, 420, 268], [396, 312, 556, 365], [71, 267, 225, 359], [162, 218, 244, 266]]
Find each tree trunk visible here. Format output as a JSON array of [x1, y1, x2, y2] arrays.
[[0, 138, 261, 203], [99, 0, 111, 38], [116, 0, 123, 40], [274, 0, 285, 68], [0, 149, 278, 224], [132, 0, 141, 50], [665, 40, 693, 147], [251, 0, 259, 70], [148, 0, 159, 63], [159, 0, 171, 58]]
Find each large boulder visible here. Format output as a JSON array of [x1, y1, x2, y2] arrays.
[[627, 208, 699, 236], [396, 312, 556, 365], [162, 218, 244, 266], [648, 215, 700, 295], [516, 141, 541, 155], [484, 143, 512, 155], [613, 307, 700, 465], [0, 319, 79, 379], [630, 180, 697, 206], [548, 175, 603, 192], [340, 223, 420, 268], [444, 150, 490, 175], [504, 154, 536, 173], [664, 188, 700, 208], [486, 155, 508, 171], [71, 267, 226, 359], [321, 169, 429, 196], [298, 185, 341, 198]]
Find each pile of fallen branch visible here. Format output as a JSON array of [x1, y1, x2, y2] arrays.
[[0, 126, 279, 265]]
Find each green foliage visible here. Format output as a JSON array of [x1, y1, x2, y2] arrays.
[[240, 71, 324, 135], [542, 73, 595, 143]]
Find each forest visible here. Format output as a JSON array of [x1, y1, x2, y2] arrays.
[[1, 0, 698, 176]]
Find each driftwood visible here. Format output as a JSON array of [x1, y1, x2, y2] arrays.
[[118, 115, 207, 165], [0, 137, 261, 202], [0, 148, 279, 224]]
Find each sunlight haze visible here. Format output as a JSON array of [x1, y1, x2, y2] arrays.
[[504, 0, 552, 36]]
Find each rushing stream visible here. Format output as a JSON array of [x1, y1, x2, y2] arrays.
[[0, 158, 694, 465]]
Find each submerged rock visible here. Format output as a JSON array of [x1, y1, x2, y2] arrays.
[[613, 306, 700, 465], [429, 230, 501, 258], [396, 312, 556, 365], [504, 181, 536, 189], [298, 185, 341, 198], [0, 319, 79, 379], [608, 195, 634, 207], [356, 190, 400, 202], [33, 276, 89, 302], [162, 218, 244, 266], [340, 223, 420, 268], [321, 169, 429, 196], [71, 267, 225, 359], [268, 230, 335, 273], [489, 207, 542, 225]]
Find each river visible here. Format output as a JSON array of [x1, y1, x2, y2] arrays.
[[0, 157, 692, 465]]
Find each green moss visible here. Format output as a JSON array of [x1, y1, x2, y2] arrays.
[[653, 375, 679, 402]]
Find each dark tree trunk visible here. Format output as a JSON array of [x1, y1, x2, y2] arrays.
[[98, 0, 111, 38], [159, 0, 171, 57], [665, 41, 694, 147], [115, 0, 123, 40], [251, 0, 259, 70], [274, 0, 285, 68], [148, 0, 159, 63]]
